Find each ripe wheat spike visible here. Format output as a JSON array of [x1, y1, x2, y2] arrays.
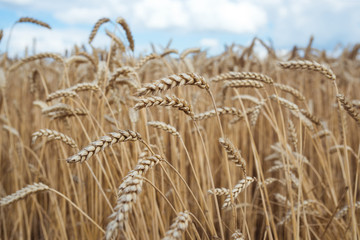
[[66, 130, 142, 163], [17, 17, 51, 29], [136, 73, 209, 96]]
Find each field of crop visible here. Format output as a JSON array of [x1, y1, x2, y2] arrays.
[[0, 17, 359, 239]]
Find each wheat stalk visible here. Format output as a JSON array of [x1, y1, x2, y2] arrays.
[[66, 129, 142, 163], [278, 60, 336, 81], [134, 95, 194, 117], [162, 211, 191, 240], [0, 183, 49, 206], [161, 49, 179, 57], [88, 18, 111, 44], [136, 73, 209, 96], [32, 129, 77, 148]]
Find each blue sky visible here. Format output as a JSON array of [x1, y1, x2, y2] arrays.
[[0, 0, 359, 57]]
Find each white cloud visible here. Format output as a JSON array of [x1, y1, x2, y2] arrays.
[[4, 25, 109, 56]]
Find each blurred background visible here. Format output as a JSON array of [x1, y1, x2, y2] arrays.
[[0, 0, 359, 57]]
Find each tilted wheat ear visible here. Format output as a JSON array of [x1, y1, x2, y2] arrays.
[[17, 17, 51, 29], [66, 129, 142, 163], [88, 18, 111, 44], [134, 95, 194, 117], [0, 183, 49, 207], [278, 60, 336, 81], [136, 73, 209, 96], [162, 211, 191, 240]]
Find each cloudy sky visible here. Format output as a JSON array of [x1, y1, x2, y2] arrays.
[[0, 0, 359, 56]]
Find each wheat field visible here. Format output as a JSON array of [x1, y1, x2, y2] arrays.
[[0, 17, 359, 240]]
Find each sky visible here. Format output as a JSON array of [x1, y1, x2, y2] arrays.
[[0, 0, 359, 57]]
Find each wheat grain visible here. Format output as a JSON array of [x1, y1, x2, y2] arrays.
[[88, 18, 110, 44], [66, 130, 142, 163], [278, 60, 336, 81], [0, 183, 49, 206], [32, 129, 77, 148]]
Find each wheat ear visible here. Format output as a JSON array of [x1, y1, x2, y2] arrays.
[[336, 94, 360, 124], [116, 17, 134, 51], [135, 53, 159, 69], [66, 130, 142, 163], [273, 83, 306, 101], [136, 73, 209, 96], [222, 176, 256, 208], [105, 29, 126, 52], [278, 60, 336, 81], [88, 18, 111, 44], [208, 188, 230, 196], [162, 211, 191, 240], [180, 48, 201, 59], [134, 95, 194, 117], [46, 90, 78, 102], [224, 80, 264, 89], [147, 121, 180, 137], [32, 129, 78, 148], [211, 71, 273, 84], [299, 109, 321, 125], [106, 155, 162, 239], [269, 95, 299, 111], [161, 49, 179, 57], [219, 138, 246, 175], [17, 17, 51, 29], [9, 53, 63, 72], [0, 183, 49, 206], [0, 30, 3, 42], [232, 230, 245, 240]]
